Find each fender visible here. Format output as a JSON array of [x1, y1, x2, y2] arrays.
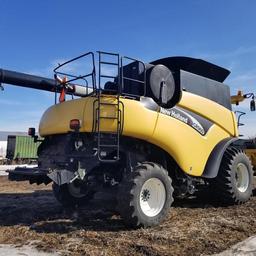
[[202, 137, 239, 178]]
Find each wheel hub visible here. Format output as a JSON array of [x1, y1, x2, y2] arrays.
[[235, 163, 250, 193], [139, 178, 166, 217], [141, 189, 150, 202], [68, 182, 86, 198]]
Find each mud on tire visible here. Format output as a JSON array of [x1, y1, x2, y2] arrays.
[[117, 162, 174, 228], [210, 147, 253, 204]]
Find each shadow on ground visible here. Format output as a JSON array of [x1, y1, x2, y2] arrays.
[[0, 190, 126, 232]]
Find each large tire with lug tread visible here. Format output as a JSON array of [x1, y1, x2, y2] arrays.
[[117, 162, 174, 228], [52, 181, 94, 208], [210, 147, 253, 204]]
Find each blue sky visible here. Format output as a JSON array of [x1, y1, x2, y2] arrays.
[[1, 0, 256, 137]]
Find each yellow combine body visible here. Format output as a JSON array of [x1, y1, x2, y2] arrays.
[[40, 91, 238, 177]]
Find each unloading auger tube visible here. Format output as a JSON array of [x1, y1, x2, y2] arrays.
[[0, 68, 93, 97]]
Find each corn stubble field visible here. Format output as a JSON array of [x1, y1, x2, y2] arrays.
[[0, 176, 255, 256]]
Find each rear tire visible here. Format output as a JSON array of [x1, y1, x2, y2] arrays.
[[210, 147, 253, 204], [52, 182, 94, 208], [117, 162, 173, 228]]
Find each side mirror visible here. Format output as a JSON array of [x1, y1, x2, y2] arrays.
[[250, 99, 255, 111], [28, 127, 40, 143], [28, 127, 36, 137]]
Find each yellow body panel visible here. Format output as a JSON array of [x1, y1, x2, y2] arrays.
[[152, 117, 230, 175], [39, 91, 237, 177], [39, 98, 87, 135], [179, 93, 236, 136]]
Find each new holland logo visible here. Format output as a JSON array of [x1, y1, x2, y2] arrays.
[[160, 107, 205, 135], [161, 108, 188, 123]]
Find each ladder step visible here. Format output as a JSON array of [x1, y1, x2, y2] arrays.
[[100, 75, 116, 79], [99, 144, 118, 148], [99, 134, 118, 138], [100, 61, 119, 66], [100, 116, 118, 119], [99, 139, 118, 144], [98, 51, 119, 56], [99, 102, 119, 106], [99, 158, 120, 163], [98, 131, 119, 135]]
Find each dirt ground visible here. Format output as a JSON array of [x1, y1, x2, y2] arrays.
[[0, 176, 255, 256]]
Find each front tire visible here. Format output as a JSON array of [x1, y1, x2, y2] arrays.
[[52, 181, 94, 208], [117, 162, 174, 228], [210, 147, 253, 204]]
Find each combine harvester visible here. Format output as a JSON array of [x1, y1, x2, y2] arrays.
[[0, 51, 255, 228]]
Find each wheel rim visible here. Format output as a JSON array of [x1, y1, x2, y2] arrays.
[[235, 163, 250, 193], [67, 183, 85, 198], [139, 178, 166, 217]]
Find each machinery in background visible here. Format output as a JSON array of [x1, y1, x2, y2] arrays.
[[6, 135, 42, 164]]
